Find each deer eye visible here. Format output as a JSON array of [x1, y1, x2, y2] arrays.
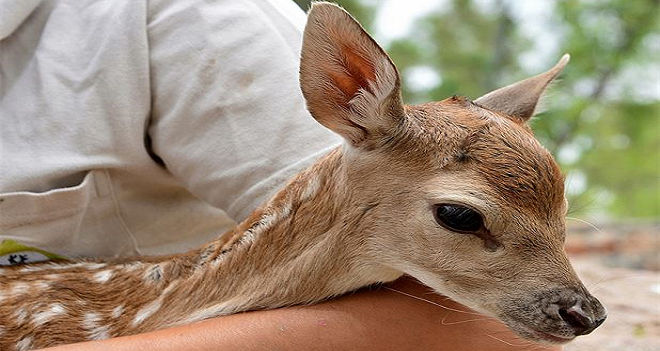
[[434, 204, 484, 233]]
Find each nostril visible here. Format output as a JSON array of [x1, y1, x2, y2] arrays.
[[593, 315, 607, 328], [559, 305, 593, 335]]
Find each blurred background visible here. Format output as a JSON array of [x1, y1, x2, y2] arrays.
[[294, 0, 659, 350]]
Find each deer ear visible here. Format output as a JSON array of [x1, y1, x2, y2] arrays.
[[474, 54, 570, 122], [300, 2, 404, 147]]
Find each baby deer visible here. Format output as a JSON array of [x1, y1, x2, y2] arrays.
[[0, 2, 605, 350]]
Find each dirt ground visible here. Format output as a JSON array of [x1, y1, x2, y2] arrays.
[[563, 223, 659, 351]]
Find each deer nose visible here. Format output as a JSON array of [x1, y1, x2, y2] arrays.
[[558, 301, 606, 335]]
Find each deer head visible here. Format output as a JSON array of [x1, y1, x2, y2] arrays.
[[300, 2, 606, 344]]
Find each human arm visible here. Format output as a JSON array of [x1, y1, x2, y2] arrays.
[[40, 277, 561, 351]]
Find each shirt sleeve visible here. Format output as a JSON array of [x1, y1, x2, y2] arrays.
[[146, 0, 341, 221]]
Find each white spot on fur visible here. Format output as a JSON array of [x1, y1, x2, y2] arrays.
[[16, 336, 33, 351], [83, 312, 100, 328], [123, 262, 144, 272], [131, 282, 177, 327], [111, 305, 124, 319], [10, 282, 29, 297], [51, 262, 87, 270], [211, 252, 227, 267], [239, 229, 256, 245], [260, 212, 279, 228], [301, 175, 321, 201], [93, 269, 113, 283], [278, 201, 293, 219], [241, 204, 292, 245], [33, 303, 66, 326], [83, 312, 111, 341], [177, 301, 236, 325], [132, 299, 162, 327], [19, 265, 47, 273], [34, 281, 50, 291], [84, 263, 107, 270], [15, 307, 28, 324]]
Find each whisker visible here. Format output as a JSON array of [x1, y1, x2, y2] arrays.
[[587, 274, 653, 292], [383, 286, 483, 316], [486, 333, 532, 347], [439, 307, 498, 325], [566, 216, 604, 234], [440, 316, 495, 325], [583, 274, 608, 290], [487, 333, 559, 350]]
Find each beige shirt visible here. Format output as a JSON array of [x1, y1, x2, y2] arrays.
[[0, 0, 341, 263]]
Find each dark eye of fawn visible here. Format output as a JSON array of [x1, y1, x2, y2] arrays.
[[435, 204, 484, 233]]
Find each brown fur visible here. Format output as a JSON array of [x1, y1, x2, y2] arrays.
[[0, 3, 605, 350]]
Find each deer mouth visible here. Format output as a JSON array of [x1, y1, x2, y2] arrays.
[[497, 314, 578, 344], [495, 286, 607, 344]]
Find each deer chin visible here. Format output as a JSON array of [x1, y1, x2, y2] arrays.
[[496, 314, 577, 345], [400, 270, 578, 344]]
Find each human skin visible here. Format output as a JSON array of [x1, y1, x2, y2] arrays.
[[39, 277, 562, 351]]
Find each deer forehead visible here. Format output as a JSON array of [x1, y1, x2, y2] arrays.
[[399, 99, 566, 221], [469, 125, 566, 220]]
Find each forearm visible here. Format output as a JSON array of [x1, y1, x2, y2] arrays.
[[40, 278, 562, 351]]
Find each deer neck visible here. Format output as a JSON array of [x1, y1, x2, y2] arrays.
[[0, 149, 401, 347], [131, 147, 401, 332]]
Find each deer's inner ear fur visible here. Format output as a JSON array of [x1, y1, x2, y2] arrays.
[[300, 2, 404, 147], [475, 54, 570, 122]]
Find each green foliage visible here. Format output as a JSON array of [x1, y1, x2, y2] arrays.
[[295, 0, 659, 219], [531, 0, 659, 219], [396, 0, 529, 100]]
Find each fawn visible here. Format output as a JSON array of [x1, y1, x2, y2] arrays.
[[0, 2, 606, 350]]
